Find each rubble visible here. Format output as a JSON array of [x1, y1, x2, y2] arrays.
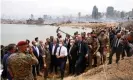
[[64, 57, 133, 80]]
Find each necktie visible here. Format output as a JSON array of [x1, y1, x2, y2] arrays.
[[79, 43, 81, 53], [69, 45, 73, 53], [59, 47, 62, 56], [35, 46, 39, 56], [115, 39, 119, 47], [54, 45, 56, 55]]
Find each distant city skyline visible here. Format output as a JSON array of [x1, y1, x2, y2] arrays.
[[1, 0, 133, 19]]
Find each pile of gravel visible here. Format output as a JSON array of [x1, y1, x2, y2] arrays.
[[66, 57, 133, 80]]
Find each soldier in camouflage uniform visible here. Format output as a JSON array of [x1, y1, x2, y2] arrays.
[[86, 33, 93, 68], [98, 30, 109, 64], [43, 42, 51, 80], [91, 34, 101, 67], [7, 41, 38, 80]]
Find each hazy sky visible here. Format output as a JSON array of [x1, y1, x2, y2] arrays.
[[1, 0, 133, 19]]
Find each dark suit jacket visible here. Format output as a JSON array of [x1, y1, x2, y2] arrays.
[[38, 45, 44, 56], [111, 37, 124, 53], [64, 38, 71, 52], [32, 46, 40, 59], [50, 43, 59, 55], [109, 32, 115, 43], [69, 44, 78, 60], [76, 41, 88, 56]]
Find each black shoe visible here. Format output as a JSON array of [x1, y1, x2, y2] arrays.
[[34, 77, 37, 80], [108, 63, 111, 65], [74, 73, 80, 77], [116, 61, 119, 64], [37, 74, 42, 76], [121, 58, 124, 60], [92, 64, 97, 67], [108, 62, 112, 65], [74, 74, 78, 77], [61, 78, 63, 80], [44, 78, 47, 80], [68, 72, 72, 75]]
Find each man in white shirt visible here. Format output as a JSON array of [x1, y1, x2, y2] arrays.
[[56, 39, 68, 80]]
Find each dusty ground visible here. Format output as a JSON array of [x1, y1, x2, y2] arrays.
[[64, 57, 133, 80], [37, 56, 133, 80]]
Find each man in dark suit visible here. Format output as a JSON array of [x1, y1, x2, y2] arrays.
[[32, 41, 42, 80], [64, 34, 71, 52], [2, 44, 16, 80], [108, 33, 124, 64], [75, 35, 88, 76], [68, 39, 78, 75], [109, 29, 116, 45], [64, 34, 72, 75], [38, 41, 45, 71], [50, 39, 59, 74]]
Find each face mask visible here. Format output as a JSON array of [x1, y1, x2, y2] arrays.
[[46, 45, 49, 48], [27, 48, 30, 51], [35, 43, 38, 46], [70, 43, 73, 46], [59, 44, 62, 47], [75, 37, 78, 40], [101, 33, 104, 36]]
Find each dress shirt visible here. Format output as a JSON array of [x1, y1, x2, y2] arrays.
[[52, 44, 56, 55], [56, 46, 68, 56], [33, 46, 39, 56]]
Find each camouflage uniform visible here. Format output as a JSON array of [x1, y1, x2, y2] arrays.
[[91, 38, 101, 67], [43, 48, 51, 70], [98, 35, 108, 64], [43, 48, 51, 79], [86, 36, 93, 68], [7, 53, 38, 80]]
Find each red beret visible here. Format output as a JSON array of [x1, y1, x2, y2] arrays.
[[91, 34, 97, 37], [17, 41, 27, 46], [91, 34, 97, 38]]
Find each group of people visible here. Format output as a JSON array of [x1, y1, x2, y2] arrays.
[[1, 25, 133, 80]]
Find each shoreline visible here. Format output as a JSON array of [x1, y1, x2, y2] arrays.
[[59, 22, 119, 29], [1, 22, 119, 28]]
